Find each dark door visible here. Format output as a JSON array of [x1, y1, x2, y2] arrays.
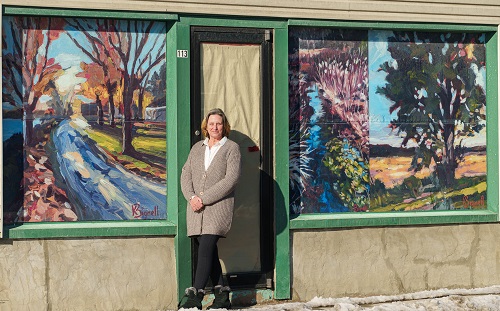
[[191, 27, 273, 289]]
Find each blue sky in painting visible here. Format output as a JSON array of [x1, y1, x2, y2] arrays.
[[368, 30, 404, 147]]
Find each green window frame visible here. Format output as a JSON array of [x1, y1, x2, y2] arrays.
[[273, 19, 499, 300], [1, 6, 178, 239]]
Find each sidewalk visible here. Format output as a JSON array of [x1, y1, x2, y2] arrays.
[[181, 285, 500, 310]]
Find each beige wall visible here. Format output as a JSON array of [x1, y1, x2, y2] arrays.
[[292, 223, 500, 301], [1, 0, 500, 306], [1, 0, 500, 24], [0, 237, 177, 311]]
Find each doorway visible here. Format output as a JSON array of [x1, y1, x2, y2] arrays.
[[190, 27, 274, 289]]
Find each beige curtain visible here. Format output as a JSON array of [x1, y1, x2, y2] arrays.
[[201, 43, 262, 273]]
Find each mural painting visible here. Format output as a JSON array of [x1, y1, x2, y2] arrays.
[[289, 27, 487, 214], [2, 16, 167, 223]]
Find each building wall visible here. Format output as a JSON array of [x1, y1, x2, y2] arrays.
[[1, 0, 499, 306], [0, 237, 177, 311], [2, 0, 500, 24], [292, 223, 500, 301]]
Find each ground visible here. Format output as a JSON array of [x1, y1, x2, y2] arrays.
[[180, 286, 500, 311]]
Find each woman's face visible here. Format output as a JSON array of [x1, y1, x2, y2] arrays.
[[207, 114, 224, 140]]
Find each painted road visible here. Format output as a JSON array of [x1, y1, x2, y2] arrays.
[[51, 117, 166, 220]]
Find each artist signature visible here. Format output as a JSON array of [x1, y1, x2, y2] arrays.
[[132, 202, 159, 218], [462, 195, 485, 209]]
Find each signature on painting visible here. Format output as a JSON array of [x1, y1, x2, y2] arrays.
[[132, 202, 160, 219], [462, 195, 485, 209]]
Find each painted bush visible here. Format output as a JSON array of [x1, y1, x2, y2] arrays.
[[2, 16, 167, 222], [289, 27, 487, 214]]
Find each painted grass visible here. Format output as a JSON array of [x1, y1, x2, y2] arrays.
[[86, 129, 122, 154], [132, 136, 166, 157], [84, 126, 166, 180], [371, 181, 487, 212], [369, 154, 487, 212]]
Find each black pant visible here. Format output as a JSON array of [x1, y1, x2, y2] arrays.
[[193, 234, 223, 290]]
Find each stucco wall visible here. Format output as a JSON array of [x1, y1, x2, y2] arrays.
[[1, 0, 500, 25], [0, 237, 177, 311], [291, 223, 500, 301]]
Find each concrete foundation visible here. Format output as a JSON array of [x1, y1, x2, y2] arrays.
[[291, 223, 500, 301], [0, 237, 177, 311]]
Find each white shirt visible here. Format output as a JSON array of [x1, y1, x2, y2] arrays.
[[203, 136, 227, 170]]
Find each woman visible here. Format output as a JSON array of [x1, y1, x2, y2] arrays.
[[179, 108, 241, 309]]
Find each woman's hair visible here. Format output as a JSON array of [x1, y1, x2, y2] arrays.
[[201, 108, 231, 138]]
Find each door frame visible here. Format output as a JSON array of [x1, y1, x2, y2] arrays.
[[190, 26, 274, 289]]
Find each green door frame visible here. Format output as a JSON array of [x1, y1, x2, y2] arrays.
[[172, 15, 291, 301]]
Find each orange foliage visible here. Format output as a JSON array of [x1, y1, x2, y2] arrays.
[[78, 62, 105, 85], [80, 82, 109, 104]]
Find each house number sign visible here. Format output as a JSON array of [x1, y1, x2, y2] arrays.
[[177, 50, 188, 58]]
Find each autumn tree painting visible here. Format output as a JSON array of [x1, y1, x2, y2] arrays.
[[65, 19, 122, 127], [105, 19, 166, 155], [2, 16, 167, 223], [64, 18, 166, 154], [4, 17, 64, 146]]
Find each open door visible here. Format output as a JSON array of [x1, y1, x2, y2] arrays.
[[191, 27, 273, 289]]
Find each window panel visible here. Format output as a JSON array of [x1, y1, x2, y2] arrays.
[[289, 27, 488, 214], [2, 16, 167, 223]]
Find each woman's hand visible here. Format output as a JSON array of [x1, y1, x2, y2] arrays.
[[190, 196, 204, 212]]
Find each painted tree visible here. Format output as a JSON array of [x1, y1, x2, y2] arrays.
[[44, 79, 68, 116], [146, 63, 167, 107], [106, 20, 166, 155], [2, 24, 23, 110], [135, 65, 153, 120], [77, 62, 110, 125], [288, 29, 370, 213], [377, 32, 486, 187], [309, 46, 370, 211], [307, 46, 369, 158], [50, 74, 79, 117], [4, 17, 64, 146], [65, 18, 122, 127], [133, 88, 155, 120], [79, 82, 108, 125]]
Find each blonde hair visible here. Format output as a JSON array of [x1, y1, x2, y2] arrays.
[[201, 108, 231, 138]]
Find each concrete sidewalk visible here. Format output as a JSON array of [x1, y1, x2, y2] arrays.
[[186, 285, 500, 310]]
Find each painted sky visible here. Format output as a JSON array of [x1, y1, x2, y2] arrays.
[[368, 30, 402, 147]]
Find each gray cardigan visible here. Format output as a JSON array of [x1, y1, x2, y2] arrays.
[[180, 139, 241, 237]]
